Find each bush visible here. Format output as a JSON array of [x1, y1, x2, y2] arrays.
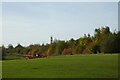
[[62, 48, 72, 55]]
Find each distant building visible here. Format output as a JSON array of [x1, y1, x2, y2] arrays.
[[50, 36, 53, 44]]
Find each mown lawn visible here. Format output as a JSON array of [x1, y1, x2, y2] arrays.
[[2, 54, 118, 78]]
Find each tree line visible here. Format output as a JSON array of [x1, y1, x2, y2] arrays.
[[1, 26, 120, 59]]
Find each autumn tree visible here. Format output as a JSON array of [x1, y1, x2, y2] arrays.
[[47, 45, 54, 56], [62, 48, 72, 55]]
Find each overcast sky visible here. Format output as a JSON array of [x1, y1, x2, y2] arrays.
[[1, 2, 118, 47]]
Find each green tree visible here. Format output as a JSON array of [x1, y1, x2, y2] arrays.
[[7, 44, 15, 54], [100, 32, 120, 53], [55, 40, 66, 55], [91, 26, 111, 54], [115, 31, 120, 52], [2, 45, 6, 60], [15, 44, 24, 54]]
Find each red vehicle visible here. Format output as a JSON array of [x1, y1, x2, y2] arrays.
[[23, 52, 47, 59], [23, 55, 47, 59]]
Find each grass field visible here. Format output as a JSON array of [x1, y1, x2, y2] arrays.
[[2, 54, 118, 78]]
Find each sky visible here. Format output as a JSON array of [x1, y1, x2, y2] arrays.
[[1, 2, 118, 47]]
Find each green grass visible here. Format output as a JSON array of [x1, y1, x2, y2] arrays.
[[2, 54, 118, 78], [3, 54, 24, 60]]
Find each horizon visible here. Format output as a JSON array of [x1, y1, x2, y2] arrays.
[[1, 2, 118, 47]]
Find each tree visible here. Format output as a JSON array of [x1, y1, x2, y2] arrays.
[[94, 28, 101, 38], [2, 26, 119, 59], [101, 26, 110, 35], [100, 32, 120, 53], [76, 34, 92, 54], [23, 47, 31, 55], [115, 31, 120, 52], [55, 40, 66, 55], [62, 48, 72, 55], [2, 45, 6, 60], [15, 44, 24, 54], [8, 44, 14, 49], [91, 26, 111, 54], [7, 44, 15, 54], [47, 45, 54, 56], [91, 43, 101, 54]]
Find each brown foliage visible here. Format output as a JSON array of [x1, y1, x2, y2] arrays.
[[62, 48, 72, 55]]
